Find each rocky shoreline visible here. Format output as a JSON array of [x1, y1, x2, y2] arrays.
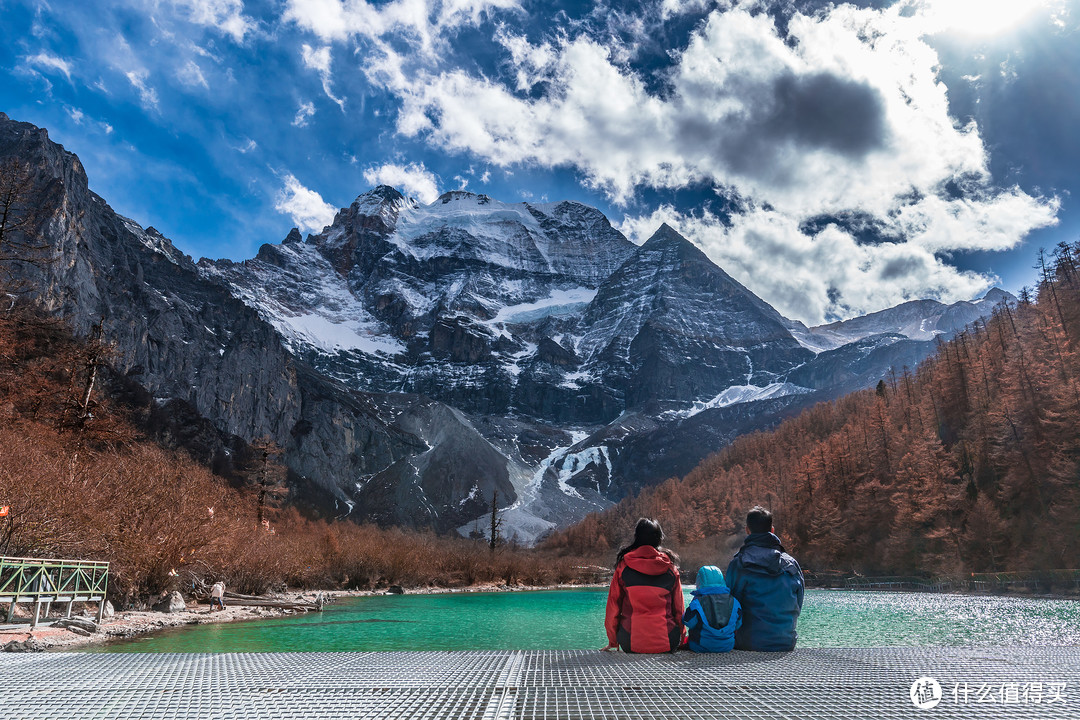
[[0, 603, 294, 652]]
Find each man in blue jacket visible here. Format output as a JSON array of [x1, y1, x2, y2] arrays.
[[726, 506, 804, 651]]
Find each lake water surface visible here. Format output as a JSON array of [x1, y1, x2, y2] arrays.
[[87, 589, 1080, 653]]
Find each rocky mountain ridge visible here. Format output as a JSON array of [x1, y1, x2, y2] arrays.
[[0, 113, 1013, 542]]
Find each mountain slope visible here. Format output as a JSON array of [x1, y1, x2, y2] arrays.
[[787, 288, 1015, 353], [574, 223, 812, 408], [0, 112, 509, 527], [0, 112, 1013, 541], [547, 262, 1080, 577]]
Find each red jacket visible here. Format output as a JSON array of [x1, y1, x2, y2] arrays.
[[605, 546, 685, 653]]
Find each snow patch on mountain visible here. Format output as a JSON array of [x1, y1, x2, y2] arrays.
[[390, 192, 547, 266], [503, 342, 538, 377], [666, 382, 815, 419], [272, 312, 406, 355], [788, 289, 1017, 354], [555, 445, 611, 495], [202, 241, 405, 357], [487, 287, 597, 325]]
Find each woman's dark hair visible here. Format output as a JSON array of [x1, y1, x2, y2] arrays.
[[615, 518, 679, 568]]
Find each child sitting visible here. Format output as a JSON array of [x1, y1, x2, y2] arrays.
[[683, 565, 741, 652]]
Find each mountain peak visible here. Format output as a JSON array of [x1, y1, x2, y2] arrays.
[[353, 185, 406, 209], [642, 222, 688, 247], [980, 287, 1016, 305], [636, 223, 722, 271], [436, 190, 491, 205]]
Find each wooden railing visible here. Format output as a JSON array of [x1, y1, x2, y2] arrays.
[[0, 557, 109, 628], [839, 569, 1080, 594]]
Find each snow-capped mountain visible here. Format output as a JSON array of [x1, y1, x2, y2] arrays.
[[787, 288, 1016, 354], [0, 113, 1014, 544]]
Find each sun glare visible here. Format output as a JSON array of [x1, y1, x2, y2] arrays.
[[920, 0, 1044, 36]]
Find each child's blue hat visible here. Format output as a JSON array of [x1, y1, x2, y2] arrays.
[[696, 565, 725, 588]]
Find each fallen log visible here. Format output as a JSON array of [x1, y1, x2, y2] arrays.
[[55, 617, 99, 633], [217, 594, 321, 611]]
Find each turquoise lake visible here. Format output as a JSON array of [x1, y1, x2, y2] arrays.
[[87, 589, 1080, 653]]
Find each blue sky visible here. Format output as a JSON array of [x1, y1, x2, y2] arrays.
[[1, 0, 1077, 324]]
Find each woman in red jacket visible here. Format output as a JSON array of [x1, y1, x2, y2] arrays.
[[603, 518, 685, 653]]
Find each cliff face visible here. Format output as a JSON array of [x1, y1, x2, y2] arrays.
[[0, 113, 1011, 540], [0, 112, 511, 525]]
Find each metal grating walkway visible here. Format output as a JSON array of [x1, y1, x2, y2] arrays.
[[2, 648, 1078, 719]]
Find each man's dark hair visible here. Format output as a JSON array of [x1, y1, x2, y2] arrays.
[[746, 506, 773, 534]]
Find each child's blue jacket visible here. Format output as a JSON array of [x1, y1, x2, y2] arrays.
[[683, 585, 742, 653]]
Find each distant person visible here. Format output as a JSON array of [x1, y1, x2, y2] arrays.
[[603, 518, 685, 653], [210, 581, 226, 611], [726, 506, 804, 651], [683, 565, 741, 653]]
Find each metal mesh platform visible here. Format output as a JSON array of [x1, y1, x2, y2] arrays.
[[2, 648, 1078, 719]]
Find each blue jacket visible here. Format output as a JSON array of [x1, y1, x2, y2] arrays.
[[683, 585, 742, 653], [726, 532, 804, 651]]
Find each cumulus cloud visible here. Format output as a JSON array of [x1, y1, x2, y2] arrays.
[[338, 1, 1059, 321], [275, 174, 337, 232], [363, 162, 441, 204], [301, 43, 345, 110], [620, 206, 1001, 325], [292, 101, 316, 127], [384, 7, 999, 214], [620, 194, 1057, 326], [125, 69, 159, 108], [171, 0, 253, 42], [25, 51, 73, 81]]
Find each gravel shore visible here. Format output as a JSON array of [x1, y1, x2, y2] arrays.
[[0, 603, 292, 652]]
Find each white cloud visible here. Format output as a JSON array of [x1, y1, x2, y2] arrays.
[[301, 43, 345, 110], [284, 0, 521, 49], [348, 1, 1058, 322], [275, 174, 337, 233], [65, 106, 85, 124], [125, 69, 160, 109], [913, 0, 1060, 37], [171, 0, 253, 42], [495, 29, 557, 92], [292, 101, 316, 127], [363, 162, 440, 203], [177, 59, 209, 88], [235, 138, 257, 153], [385, 7, 998, 213], [660, 0, 709, 21], [25, 52, 72, 81], [620, 206, 999, 325]]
